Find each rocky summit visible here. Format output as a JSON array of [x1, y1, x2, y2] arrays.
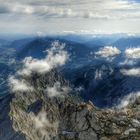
[[1, 70, 138, 140]]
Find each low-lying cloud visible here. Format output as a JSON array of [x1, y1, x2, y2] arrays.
[[18, 41, 69, 76], [95, 46, 121, 58], [125, 47, 140, 59], [120, 68, 140, 77]]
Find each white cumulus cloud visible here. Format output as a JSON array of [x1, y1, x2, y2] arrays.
[[18, 41, 69, 76], [120, 68, 140, 77], [95, 46, 121, 58], [125, 47, 140, 59]]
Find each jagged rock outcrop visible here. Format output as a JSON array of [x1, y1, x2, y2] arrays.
[[0, 95, 25, 140], [8, 70, 140, 140]]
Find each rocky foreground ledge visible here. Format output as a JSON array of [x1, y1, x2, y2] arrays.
[[9, 95, 140, 140], [1, 69, 139, 140]]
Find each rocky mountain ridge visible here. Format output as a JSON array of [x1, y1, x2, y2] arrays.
[[7, 70, 140, 140]]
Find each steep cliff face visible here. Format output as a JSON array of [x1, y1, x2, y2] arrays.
[[0, 95, 25, 140], [8, 70, 140, 140]]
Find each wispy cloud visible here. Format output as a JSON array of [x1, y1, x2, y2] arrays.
[[31, 111, 58, 140], [9, 76, 34, 92], [46, 82, 71, 97], [117, 91, 140, 108], [119, 59, 137, 66]]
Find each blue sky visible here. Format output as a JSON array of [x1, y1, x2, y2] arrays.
[[0, 0, 140, 35]]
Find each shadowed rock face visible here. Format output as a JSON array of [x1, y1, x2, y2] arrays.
[[0, 95, 25, 140], [7, 70, 140, 140]]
